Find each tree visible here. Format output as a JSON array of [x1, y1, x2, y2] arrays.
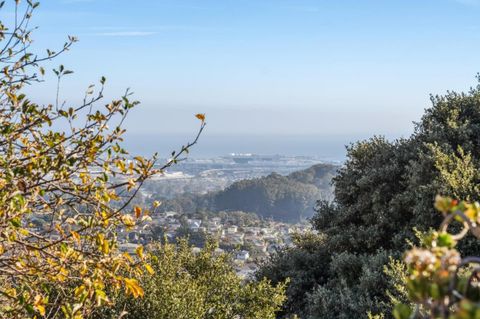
[[257, 79, 480, 318], [0, 1, 205, 318], [160, 164, 338, 223], [93, 239, 287, 319]]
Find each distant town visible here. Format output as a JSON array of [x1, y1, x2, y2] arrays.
[[142, 153, 337, 198], [118, 154, 330, 277], [118, 209, 312, 279]]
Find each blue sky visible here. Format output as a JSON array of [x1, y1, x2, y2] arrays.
[[6, 0, 480, 157]]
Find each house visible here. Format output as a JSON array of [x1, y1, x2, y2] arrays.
[[226, 225, 238, 234], [168, 223, 181, 231], [207, 224, 222, 234], [164, 211, 178, 218], [187, 219, 202, 232], [211, 217, 221, 225], [252, 240, 267, 253], [226, 233, 244, 245], [244, 227, 261, 236], [236, 250, 250, 261], [119, 242, 139, 255]]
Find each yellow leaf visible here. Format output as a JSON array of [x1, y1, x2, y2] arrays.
[[127, 178, 136, 191], [116, 160, 126, 172], [121, 215, 135, 227], [153, 200, 161, 208], [465, 206, 476, 220], [95, 289, 109, 306], [74, 285, 86, 298], [136, 246, 144, 259], [102, 238, 110, 254], [33, 295, 46, 316], [37, 305, 45, 316], [145, 263, 155, 275], [134, 156, 145, 164], [124, 278, 144, 298], [123, 252, 133, 263]]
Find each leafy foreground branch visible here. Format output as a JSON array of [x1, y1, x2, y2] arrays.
[[0, 1, 208, 318], [396, 196, 480, 319]]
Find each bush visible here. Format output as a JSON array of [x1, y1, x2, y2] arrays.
[[94, 239, 287, 319]]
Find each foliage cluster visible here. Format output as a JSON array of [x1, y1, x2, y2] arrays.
[[0, 1, 206, 318], [395, 196, 480, 319], [257, 80, 480, 317], [93, 239, 287, 319]]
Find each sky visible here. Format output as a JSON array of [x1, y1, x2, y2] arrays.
[[5, 0, 480, 159]]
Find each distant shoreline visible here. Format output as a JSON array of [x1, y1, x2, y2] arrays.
[[121, 132, 394, 162]]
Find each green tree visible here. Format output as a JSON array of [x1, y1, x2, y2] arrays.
[[160, 164, 338, 222], [257, 79, 480, 318], [94, 239, 287, 319]]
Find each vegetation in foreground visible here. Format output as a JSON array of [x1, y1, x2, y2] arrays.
[[0, 1, 288, 318], [395, 196, 480, 319], [257, 79, 480, 318], [93, 239, 286, 319]]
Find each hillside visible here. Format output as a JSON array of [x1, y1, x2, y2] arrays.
[[158, 163, 339, 222]]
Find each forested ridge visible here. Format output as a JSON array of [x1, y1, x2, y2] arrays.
[[159, 163, 339, 222]]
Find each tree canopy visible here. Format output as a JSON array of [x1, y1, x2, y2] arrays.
[[257, 80, 480, 318], [160, 163, 338, 222], [93, 239, 287, 319]]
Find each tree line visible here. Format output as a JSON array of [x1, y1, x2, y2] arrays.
[[158, 163, 338, 222]]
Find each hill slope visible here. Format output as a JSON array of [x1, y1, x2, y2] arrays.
[[159, 163, 339, 222]]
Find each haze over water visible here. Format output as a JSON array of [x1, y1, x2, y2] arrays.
[[21, 0, 480, 157], [124, 132, 399, 162]]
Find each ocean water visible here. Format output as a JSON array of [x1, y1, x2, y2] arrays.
[[122, 132, 392, 162]]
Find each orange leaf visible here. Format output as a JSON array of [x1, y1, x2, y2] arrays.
[[134, 206, 142, 218], [195, 113, 206, 122]]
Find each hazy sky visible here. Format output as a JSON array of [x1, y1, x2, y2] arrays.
[[7, 0, 480, 158]]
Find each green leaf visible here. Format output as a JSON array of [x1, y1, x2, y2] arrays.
[[393, 304, 412, 319], [437, 232, 456, 248], [10, 218, 21, 228]]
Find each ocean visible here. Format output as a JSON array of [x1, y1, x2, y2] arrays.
[[122, 132, 400, 162]]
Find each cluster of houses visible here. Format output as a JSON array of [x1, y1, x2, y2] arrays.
[[118, 211, 311, 278]]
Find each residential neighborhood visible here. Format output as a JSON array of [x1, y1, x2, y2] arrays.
[[118, 210, 312, 278]]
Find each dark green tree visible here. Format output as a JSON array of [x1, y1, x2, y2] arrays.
[[257, 79, 480, 318]]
